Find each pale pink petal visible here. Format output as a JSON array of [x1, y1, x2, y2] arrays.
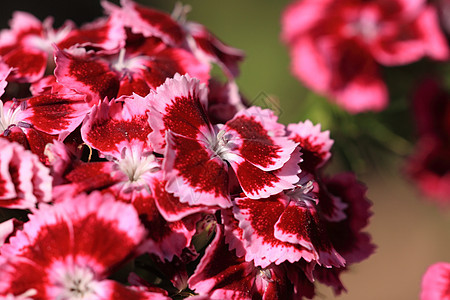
[[421, 262, 450, 300], [289, 37, 331, 94], [0, 219, 14, 247], [281, 0, 333, 44]]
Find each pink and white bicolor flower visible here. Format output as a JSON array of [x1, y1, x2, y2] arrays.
[[229, 174, 345, 269], [147, 74, 300, 208], [0, 192, 157, 299], [80, 94, 157, 196]]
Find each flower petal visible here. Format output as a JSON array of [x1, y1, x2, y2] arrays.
[[164, 131, 231, 208], [81, 95, 152, 158], [421, 262, 450, 300], [233, 195, 316, 268], [23, 93, 90, 136], [54, 49, 119, 104], [224, 106, 298, 172], [147, 74, 209, 153]]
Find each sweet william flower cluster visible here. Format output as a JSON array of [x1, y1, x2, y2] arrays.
[[0, 1, 374, 299]]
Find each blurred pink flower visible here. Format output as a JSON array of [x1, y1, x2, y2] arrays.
[[421, 262, 450, 300], [282, 0, 449, 113], [405, 79, 450, 204]]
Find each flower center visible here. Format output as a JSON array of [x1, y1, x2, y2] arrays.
[[205, 128, 238, 162], [54, 265, 98, 299], [117, 147, 160, 187], [112, 48, 148, 73], [286, 180, 317, 205], [27, 22, 72, 53]]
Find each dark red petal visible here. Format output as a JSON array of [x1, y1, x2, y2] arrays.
[[117, 72, 151, 97], [322, 173, 375, 265], [53, 161, 118, 198], [0, 257, 49, 298], [3, 192, 145, 274], [275, 201, 345, 268], [274, 202, 315, 250], [4, 48, 47, 83], [164, 131, 231, 208], [100, 280, 170, 300], [122, 0, 185, 46], [233, 195, 316, 267], [314, 266, 347, 296], [147, 74, 211, 153], [81, 97, 152, 157], [23, 93, 90, 135], [224, 107, 298, 171], [142, 48, 210, 89], [54, 49, 119, 103], [230, 159, 295, 199], [188, 225, 255, 298], [187, 22, 244, 78]]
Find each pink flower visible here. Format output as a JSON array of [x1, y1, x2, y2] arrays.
[[0, 11, 125, 83], [421, 262, 450, 300], [0, 139, 52, 209], [281, 0, 449, 113], [147, 74, 300, 208], [0, 192, 159, 299]]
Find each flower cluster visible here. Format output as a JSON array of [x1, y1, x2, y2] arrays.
[[281, 0, 449, 113], [0, 1, 374, 299]]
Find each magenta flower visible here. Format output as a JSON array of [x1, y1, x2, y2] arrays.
[[421, 262, 450, 300], [282, 0, 449, 113]]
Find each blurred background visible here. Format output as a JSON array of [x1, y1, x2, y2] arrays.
[[2, 0, 450, 299]]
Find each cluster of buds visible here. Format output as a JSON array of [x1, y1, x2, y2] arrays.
[[0, 1, 373, 299]]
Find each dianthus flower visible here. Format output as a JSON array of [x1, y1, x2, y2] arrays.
[[281, 0, 449, 113], [0, 1, 374, 299]]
